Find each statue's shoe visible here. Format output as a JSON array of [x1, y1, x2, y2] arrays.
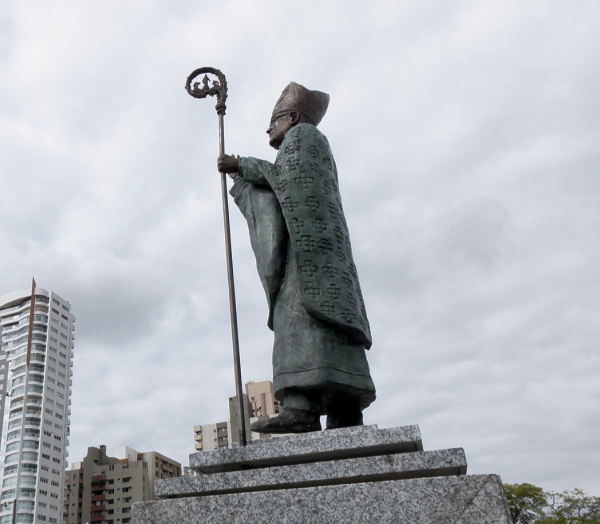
[[326, 409, 363, 430], [250, 408, 321, 434]]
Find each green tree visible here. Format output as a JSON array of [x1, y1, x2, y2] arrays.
[[505, 483, 548, 523], [538, 489, 600, 523], [504, 484, 600, 524]]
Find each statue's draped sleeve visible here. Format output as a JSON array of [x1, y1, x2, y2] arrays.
[[230, 164, 287, 330], [241, 124, 372, 348]]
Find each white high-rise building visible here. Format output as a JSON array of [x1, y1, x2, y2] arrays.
[[0, 282, 75, 524]]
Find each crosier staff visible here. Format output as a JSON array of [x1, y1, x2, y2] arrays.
[[185, 67, 247, 446]]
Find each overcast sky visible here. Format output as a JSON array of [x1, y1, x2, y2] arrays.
[[1, 0, 599, 494]]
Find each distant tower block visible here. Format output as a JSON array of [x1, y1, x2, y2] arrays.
[[64, 445, 181, 523], [0, 283, 76, 524], [193, 380, 284, 452], [245, 380, 281, 418]]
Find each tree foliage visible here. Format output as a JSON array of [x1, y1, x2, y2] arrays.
[[504, 484, 600, 524], [505, 483, 548, 523]]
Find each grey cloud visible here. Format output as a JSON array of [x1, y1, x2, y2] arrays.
[[1, 0, 599, 496]]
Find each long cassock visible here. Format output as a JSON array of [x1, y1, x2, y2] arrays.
[[231, 123, 376, 412]]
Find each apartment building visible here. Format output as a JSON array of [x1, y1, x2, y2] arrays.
[[192, 421, 231, 453], [0, 283, 75, 524], [193, 380, 283, 452], [63, 445, 181, 524], [245, 380, 281, 418]]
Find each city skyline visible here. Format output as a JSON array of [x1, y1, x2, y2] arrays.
[[0, 1, 599, 496]]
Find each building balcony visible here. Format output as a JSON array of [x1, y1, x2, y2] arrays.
[[91, 495, 105, 502], [90, 515, 105, 522]]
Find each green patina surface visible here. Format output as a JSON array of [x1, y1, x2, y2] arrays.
[[231, 123, 375, 410]]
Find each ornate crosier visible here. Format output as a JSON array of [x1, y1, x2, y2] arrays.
[[186, 67, 228, 115], [186, 67, 246, 446]]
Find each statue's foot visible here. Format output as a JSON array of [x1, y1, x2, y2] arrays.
[[325, 408, 363, 430], [250, 408, 321, 434]]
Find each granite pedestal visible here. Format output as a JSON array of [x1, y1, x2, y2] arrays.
[[132, 425, 512, 523]]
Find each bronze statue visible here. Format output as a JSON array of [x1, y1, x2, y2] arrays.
[[218, 82, 375, 433]]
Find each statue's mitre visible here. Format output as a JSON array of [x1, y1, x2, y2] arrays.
[[271, 82, 330, 126]]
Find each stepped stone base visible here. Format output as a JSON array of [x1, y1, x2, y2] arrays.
[[132, 425, 512, 524]]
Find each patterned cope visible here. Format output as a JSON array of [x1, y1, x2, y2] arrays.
[[239, 124, 372, 349]]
